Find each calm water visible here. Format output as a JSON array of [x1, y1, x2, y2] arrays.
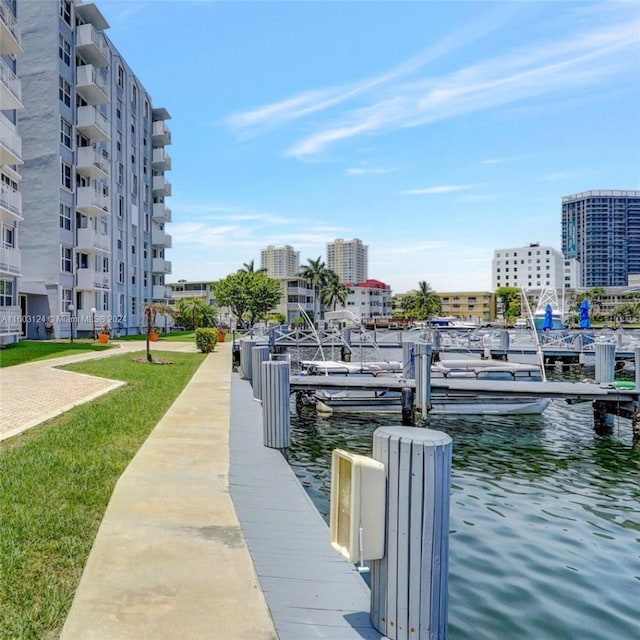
[[285, 374, 640, 639]]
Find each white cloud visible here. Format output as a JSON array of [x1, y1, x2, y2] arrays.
[[401, 185, 475, 195]]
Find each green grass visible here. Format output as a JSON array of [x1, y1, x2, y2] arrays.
[[0, 340, 113, 368], [0, 351, 206, 640], [116, 330, 196, 342]]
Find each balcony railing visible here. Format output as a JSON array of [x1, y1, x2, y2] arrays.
[[152, 202, 172, 223], [0, 304, 21, 335], [152, 176, 172, 196], [76, 64, 110, 105], [77, 186, 110, 216], [77, 227, 111, 253], [152, 120, 171, 146], [0, 0, 22, 55], [151, 228, 172, 248], [76, 267, 110, 290], [152, 148, 172, 171], [152, 285, 172, 300], [152, 257, 172, 274], [0, 184, 22, 221], [76, 105, 110, 142], [0, 244, 21, 275], [0, 57, 22, 110], [0, 113, 22, 165], [76, 146, 110, 179], [75, 23, 109, 67]]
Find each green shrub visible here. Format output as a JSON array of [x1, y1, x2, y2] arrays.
[[195, 328, 218, 353]]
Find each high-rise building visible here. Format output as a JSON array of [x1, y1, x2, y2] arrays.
[[16, 0, 172, 339], [260, 244, 299, 278], [492, 243, 565, 290], [0, 0, 23, 345], [327, 238, 368, 284], [562, 190, 640, 287]]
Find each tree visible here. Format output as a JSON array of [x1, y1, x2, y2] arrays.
[[321, 272, 351, 311], [238, 259, 266, 274], [177, 297, 217, 330], [299, 257, 330, 322], [415, 281, 442, 320], [495, 286, 521, 324], [142, 302, 171, 363], [213, 271, 281, 329]]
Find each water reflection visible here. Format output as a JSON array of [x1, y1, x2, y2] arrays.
[[286, 399, 640, 640]]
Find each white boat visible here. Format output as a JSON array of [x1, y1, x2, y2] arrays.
[[306, 358, 551, 416]]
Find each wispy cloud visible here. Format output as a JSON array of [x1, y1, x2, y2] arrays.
[[346, 167, 397, 176], [401, 185, 475, 195], [225, 6, 639, 158]]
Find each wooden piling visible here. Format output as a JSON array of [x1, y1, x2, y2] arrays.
[[370, 427, 452, 640]]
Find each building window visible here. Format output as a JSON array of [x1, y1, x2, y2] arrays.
[[117, 230, 123, 250], [60, 118, 72, 148], [117, 163, 124, 185], [117, 66, 124, 89], [61, 246, 73, 273], [59, 0, 72, 25], [118, 196, 124, 218], [132, 84, 138, 107], [0, 279, 14, 307], [118, 261, 125, 283], [61, 288, 72, 312], [131, 267, 137, 285], [131, 175, 138, 196], [59, 35, 71, 66], [59, 203, 72, 230], [59, 76, 71, 107], [61, 160, 73, 190]]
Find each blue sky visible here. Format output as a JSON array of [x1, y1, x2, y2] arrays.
[[98, 0, 640, 293]]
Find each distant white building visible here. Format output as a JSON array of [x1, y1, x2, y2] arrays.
[[564, 258, 581, 289], [492, 243, 565, 290], [341, 279, 392, 319], [327, 238, 368, 284], [260, 244, 299, 279]]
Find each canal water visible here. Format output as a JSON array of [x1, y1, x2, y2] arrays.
[[285, 370, 640, 639]]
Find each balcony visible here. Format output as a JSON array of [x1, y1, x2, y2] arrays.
[[0, 113, 22, 165], [0, 304, 20, 335], [0, 58, 22, 110], [77, 267, 110, 290], [152, 148, 172, 171], [0, 184, 22, 222], [152, 257, 172, 274], [0, 0, 22, 55], [152, 175, 172, 197], [152, 202, 172, 223], [77, 186, 110, 216], [0, 244, 21, 275], [75, 23, 109, 67], [152, 284, 172, 300], [76, 105, 110, 142], [151, 228, 172, 248], [77, 227, 110, 253], [76, 146, 110, 180], [152, 120, 171, 146], [76, 65, 110, 105]]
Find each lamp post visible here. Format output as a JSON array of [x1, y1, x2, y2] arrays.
[[68, 304, 75, 343], [91, 307, 97, 340]]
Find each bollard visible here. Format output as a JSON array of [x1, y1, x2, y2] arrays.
[[371, 427, 452, 640], [251, 346, 271, 400], [261, 361, 290, 448], [401, 387, 414, 426], [594, 342, 615, 384], [414, 343, 432, 419], [402, 341, 416, 379], [500, 329, 510, 354], [240, 338, 260, 381]]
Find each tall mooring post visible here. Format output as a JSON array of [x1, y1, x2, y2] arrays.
[[370, 427, 452, 640], [239, 338, 261, 381], [261, 360, 290, 449], [251, 345, 271, 401], [402, 340, 416, 379], [594, 342, 616, 384], [414, 342, 432, 420]]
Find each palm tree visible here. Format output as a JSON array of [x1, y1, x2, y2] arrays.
[[238, 259, 266, 274], [322, 272, 351, 311], [299, 257, 330, 322], [142, 302, 172, 363], [415, 280, 441, 321], [177, 297, 217, 330]]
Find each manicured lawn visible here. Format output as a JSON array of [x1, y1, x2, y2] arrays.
[[0, 351, 206, 640], [116, 330, 196, 342], [0, 340, 113, 368]]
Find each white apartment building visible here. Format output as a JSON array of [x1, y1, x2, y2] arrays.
[[492, 243, 565, 291], [342, 278, 392, 319], [16, 0, 172, 339], [260, 244, 299, 278], [327, 238, 368, 284], [0, 0, 23, 345]]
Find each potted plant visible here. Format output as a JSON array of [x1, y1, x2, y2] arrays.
[[98, 324, 111, 343], [149, 327, 160, 342], [217, 325, 226, 343]]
